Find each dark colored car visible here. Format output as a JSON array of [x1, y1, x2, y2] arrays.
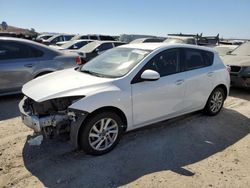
[[73, 41, 126, 64], [222, 42, 250, 89]]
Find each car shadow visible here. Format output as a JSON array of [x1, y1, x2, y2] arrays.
[[0, 94, 23, 121], [22, 108, 250, 188], [229, 87, 250, 101]]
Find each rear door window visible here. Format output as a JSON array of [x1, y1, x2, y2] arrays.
[[184, 48, 214, 70]]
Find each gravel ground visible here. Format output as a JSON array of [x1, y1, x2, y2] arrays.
[[0, 88, 249, 188]]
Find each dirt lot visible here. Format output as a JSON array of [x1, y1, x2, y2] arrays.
[[0, 88, 249, 188]]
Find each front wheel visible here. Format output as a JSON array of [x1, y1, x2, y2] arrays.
[[204, 87, 225, 116], [79, 112, 123, 155]]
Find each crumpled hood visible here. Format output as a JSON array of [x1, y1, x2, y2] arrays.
[[22, 68, 113, 102], [221, 55, 250, 66]]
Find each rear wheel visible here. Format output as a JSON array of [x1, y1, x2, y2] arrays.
[[79, 112, 123, 155], [204, 87, 225, 116]]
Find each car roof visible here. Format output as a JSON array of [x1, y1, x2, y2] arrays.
[[119, 42, 216, 53]]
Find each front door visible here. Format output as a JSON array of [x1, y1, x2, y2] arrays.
[[131, 49, 186, 127]]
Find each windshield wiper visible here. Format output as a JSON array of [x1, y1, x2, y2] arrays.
[[81, 69, 106, 77]]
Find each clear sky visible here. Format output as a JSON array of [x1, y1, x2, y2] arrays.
[[1, 0, 250, 39]]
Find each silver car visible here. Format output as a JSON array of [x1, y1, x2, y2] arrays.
[[0, 37, 78, 96]]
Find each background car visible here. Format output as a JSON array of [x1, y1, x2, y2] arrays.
[[213, 44, 238, 56], [119, 34, 158, 43], [73, 40, 126, 64], [50, 39, 94, 50], [221, 41, 250, 89], [70, 34, 116, 41], [42, 34, 75, 45], [130, 37, 165, 44], [0, 37, 79, 96], [35, 34, 54, 43], [164, 36, 198, 45]]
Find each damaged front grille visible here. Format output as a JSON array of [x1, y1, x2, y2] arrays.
[[23, 96, 83, 116]]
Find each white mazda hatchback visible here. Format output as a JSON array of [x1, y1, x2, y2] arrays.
[[19, 43, 230, 155]]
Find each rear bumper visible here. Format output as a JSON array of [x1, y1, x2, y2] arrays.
[[230, 74, 250, 88]]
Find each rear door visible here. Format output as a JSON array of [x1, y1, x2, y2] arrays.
[[131, 49, 187, 127], [181, 48, 215, 111], [0, 41, 44, 94]]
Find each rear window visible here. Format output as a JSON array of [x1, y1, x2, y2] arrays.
[[64, 35, 74, 41], [99, 36, 115, 41], [184, 48, 213, 70], [0, 41, 44, 60], [89, 35, 98, 40], [97, 43, 113, 52]]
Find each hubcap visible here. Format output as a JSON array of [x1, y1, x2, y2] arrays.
[[210, 91, 223, 113], [88, 118, 118, 151]]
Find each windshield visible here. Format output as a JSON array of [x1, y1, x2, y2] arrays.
[[231, 42, 250, 56], [78, 41, 99, 52], [80, 47, 151, 78], [61, 41, 77, 49]]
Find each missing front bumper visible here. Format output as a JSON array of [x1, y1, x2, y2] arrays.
[[19, 97, 69, 133]]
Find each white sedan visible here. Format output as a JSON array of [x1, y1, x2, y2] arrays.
[[19, 43, 230, 155]]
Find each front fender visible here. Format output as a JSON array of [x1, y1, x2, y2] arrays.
[[69, 89, 133, 128]]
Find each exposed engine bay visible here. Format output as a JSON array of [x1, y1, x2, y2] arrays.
[[20, 96, 83, 138]]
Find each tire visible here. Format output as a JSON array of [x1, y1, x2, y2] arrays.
[[79, 111, 123, 155], [204, 87, 225, 116]]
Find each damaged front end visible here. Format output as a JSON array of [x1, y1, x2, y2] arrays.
[[19, 96, 85, 140]]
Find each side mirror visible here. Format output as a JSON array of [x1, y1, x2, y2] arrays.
[[141, 70, 160, 81]]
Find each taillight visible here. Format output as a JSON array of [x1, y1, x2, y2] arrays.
[[76, 56, 82, 65], [226, 65, 231, 73]]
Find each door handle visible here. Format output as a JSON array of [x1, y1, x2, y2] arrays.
[[175, 79, 184, 85], [207, 72, 214, 77], [24, 64, 33, 68]]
